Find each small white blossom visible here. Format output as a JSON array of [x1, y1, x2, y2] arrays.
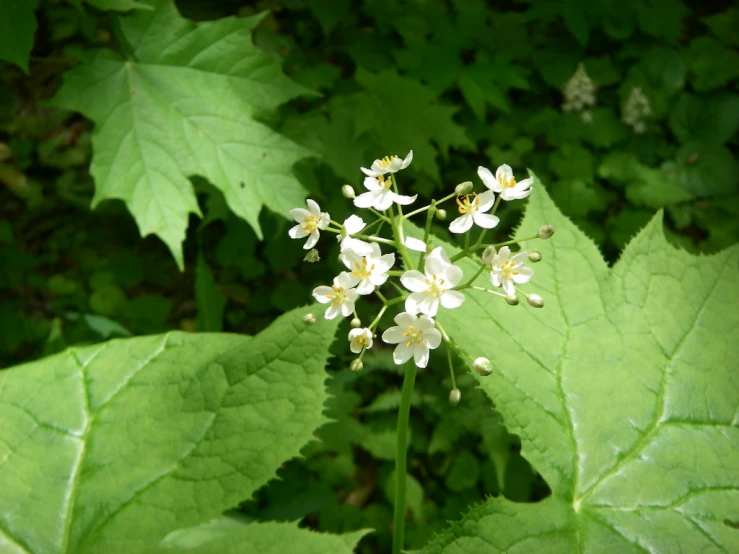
[[488, 246, 533, 297], [348, 327, 373, 354], [562, 63, 596, 113], [289, 199, 330, 249], [478, 165, 533, 201], [337, 215, 374, 260], [361, 151, 413, 177], [342, 243, 395, 295], [354, 175, 417, 211], [404, 236, 427, 252], [400, 247, 465, 317], [312, 272, 359, 320], [449, 191, 500, 234], [382, 312, 442, 368], [623, 87, 651, 134]]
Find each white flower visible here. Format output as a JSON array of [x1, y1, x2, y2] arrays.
[[289, 199, 330, 249], [337, 215, 374, 259], [361, 151, 413, 177], [400, 247, 465, 317], [312, 272, 359, 320], [404, 236, 427, 252], [382, 312, 442, 368], [449, 191, 500, 234], [342, 243, 395, 295], [487, 246, 533, 297], [478, 165, 533, 201], [354, 175, 417, 211], [348, 327, 373, 354]]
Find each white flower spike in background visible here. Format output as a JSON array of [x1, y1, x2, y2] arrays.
[[289, 199, 330, 249], [342, 243, 395, 295], [312, 272, 359, 319], [349, 327, 373, 353], [382, 312, 441, 368], [361, 150, 413, 177], [449, 191, 499, 233], [400, 247, 465, 316], [487, 246, 533, 297], [478, 165, 533, 201]]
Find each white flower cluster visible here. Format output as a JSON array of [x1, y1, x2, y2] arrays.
[[622, 87, 652, 134], [288, 151, 552, 379], [562, 63, 596, 123]]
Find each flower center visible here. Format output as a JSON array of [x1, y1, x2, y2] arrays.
[[379, 175, 392, 191], [423, 275, 446, 297], [402, 325, 424, 347], [326, 285, 347, 306], [354, 334, 369, 348], [351, 259, 375, 280], [500, 260, 520, 281], [456, 193, 479, 214], [300, 214, 319, 234], [498, 175, 516, 189], [378, 155, 398, 168]]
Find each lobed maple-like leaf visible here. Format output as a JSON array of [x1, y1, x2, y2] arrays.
[[0, 306, 344, 553], [52, 0, 314, 268], [422, 177, 739, 552]]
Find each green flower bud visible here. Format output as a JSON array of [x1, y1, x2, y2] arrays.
[[528, 251, 542, 263], [482, 245, 496, 266], [455, 181, 473, 195], [351, 317, 362, 328], [435, 208, 447, 221], [527, 294, 544, 308], [342, 185, 356, 199], [303, 249, 321, 263], [449, 388, 461, 406], [472, 357, 493, 376], [505, 295, 519, 306], [350, 359, 363, 372], [303, 313, 317, 325], [538, 225, 555, 239]]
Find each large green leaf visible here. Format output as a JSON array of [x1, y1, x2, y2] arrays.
[[0, 306, 345, 553], [0, 0, 37, 72], [52, 0, 313, 268], [423, 177, 739, 552]]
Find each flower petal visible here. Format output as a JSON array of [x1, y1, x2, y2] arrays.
[[342, 237, 374, 256], [404, 237, 427, 252], [374, 190, 395, 211], [344, 214, 366, 235], [306, 199, 321, 217], [441, 290, 465, 310], [324, 304, 340, 319], [394, 311, 417, 328], [512, 266, 533, 283], [382, 325, 405, 344], [449, 214, 473, 234], [312, 286, 333, 303], [478, 166, 500, 192], [304, 231, 319, 249], [443, 264, 464, 286], [354, 191, 378, 208], [391, 193, 417, 206], [290, 208, 311, 222], [289, 224, 308, 239], [424, 327, 442, 349], [318, 212, 330, 230], [472, 212, 500, 229], [400, 270, 428, 292], [495, 164, 513, 183], [476, 190, 496, 211], [400, 150, 413, 169], [502, 279, 516, 297], [361, 166, 380, 177], [393, 343, 414, 365], [413, 343, 430, 368], [404, 292, 426, 315]]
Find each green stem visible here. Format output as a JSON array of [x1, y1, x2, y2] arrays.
[[490, 233, 540, 248], [393, 363, 417, 554]]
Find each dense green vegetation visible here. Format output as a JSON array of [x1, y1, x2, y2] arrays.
[[1, 1, 737, 553]]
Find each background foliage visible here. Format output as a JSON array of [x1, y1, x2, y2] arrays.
[[1, 0, 737, 552]]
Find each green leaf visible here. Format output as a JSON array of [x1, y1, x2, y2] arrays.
[[351, 68, 473, 181], [51, 0, 314, 268], [0, 306, 339, 553], [424, 178, 739, 552], [636, 0, 690, 44], [0, 0, 37, 72], [309, 0, 351, 36], [672, 140, 739, 197], [702, 7, 739, 46], [685, 36, 739, 91], [82, 0, 152, 10], [195, 254, 226, 332], [669, 93, 739, 144], [563, 5, 589, 46]]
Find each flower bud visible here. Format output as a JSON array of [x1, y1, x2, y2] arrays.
[[350, 359, 363, 373], [504, 295, 519, 306], [435, 208, 447, 221], [527, 294, 544, 308], [448, 388, 461, 406], [538, 225, 555, 240], [528, 251, 542, 263], [303, 313, 317, 325], [455, 181, 473, 195], [472, 357, 493, 376], [341, 185, 356, 199], [481, 245, 496, 265], [303, 249, 321, 263], [350, 317, 362, 328]]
